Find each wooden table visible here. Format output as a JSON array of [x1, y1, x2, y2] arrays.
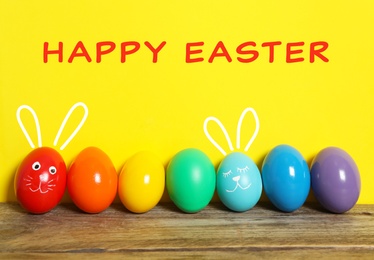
[[0, 202, 373, 259]]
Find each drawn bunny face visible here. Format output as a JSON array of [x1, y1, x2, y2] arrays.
[[204, 107, 263, 212], [216, 152, 262, 212], [15, 147, 66, 213], [14, 102, 88, 214]]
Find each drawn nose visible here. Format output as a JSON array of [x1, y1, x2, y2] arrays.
[[39, 172, 49, 183], [232, 176, 240, 182]]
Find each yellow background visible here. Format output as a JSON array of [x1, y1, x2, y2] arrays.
[[1, 1, 373, 203]]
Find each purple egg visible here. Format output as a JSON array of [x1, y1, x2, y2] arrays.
[[310, 147, 361, 213]]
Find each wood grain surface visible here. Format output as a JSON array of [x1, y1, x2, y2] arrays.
[[0, 202, 373, 259]]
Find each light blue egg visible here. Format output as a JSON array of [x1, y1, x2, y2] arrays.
[[217, 152, 262, 212], [262, 144, 310, 212]]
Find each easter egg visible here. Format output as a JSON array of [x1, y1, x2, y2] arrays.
[[217, 152, 262, 212], [67, 147, 118, 213], [14, 147, 66, 214], [262, 145, 310, 212], [118, 151, 165, 213], [310, 147, 360, 213], [166, 148, 215, 213]]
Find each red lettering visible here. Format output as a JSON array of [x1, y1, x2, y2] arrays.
[[186, 42, 204, 63], [43, 42, 63, 63], [43, 40, 330, 64], [120, 42, 140, 63], [144, 41, 167, 63], [286, 42, 305, 63], [261, 41, 282, 63], [236, 42, 259, 63], [68, 41, 92, 63], [96, 42, 116, 63], [208, 41, 232, 63], [310, 41, 329, 63]]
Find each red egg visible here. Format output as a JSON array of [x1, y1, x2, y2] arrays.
[[14, 147, 67, 214]]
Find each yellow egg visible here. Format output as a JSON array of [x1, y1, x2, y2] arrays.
[[118, 151, 165, 213]]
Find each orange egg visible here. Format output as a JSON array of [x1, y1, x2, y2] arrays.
[[118, 151, 165, 213], [67, 147, 117, 213]]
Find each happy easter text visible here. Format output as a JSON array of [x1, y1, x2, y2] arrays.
[[43, 41, 329, 63]]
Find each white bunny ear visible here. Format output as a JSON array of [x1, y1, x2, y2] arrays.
[[236, 107, 260, 152], [16, 105, 42, 148], [204, 116, 234, 156], [53, 102, 88, 150]]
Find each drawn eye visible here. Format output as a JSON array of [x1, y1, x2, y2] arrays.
[[237, 166, 250, 173], [223, 170, 232, 178], [49, 166, 57, 175], [32, 161, 41, 171]]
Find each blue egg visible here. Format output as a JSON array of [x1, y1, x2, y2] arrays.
[[262, 145, 310, 212], [217, 152, 262, 212]]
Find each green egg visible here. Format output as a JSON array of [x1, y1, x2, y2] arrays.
[[166, 148, 216, 213]]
